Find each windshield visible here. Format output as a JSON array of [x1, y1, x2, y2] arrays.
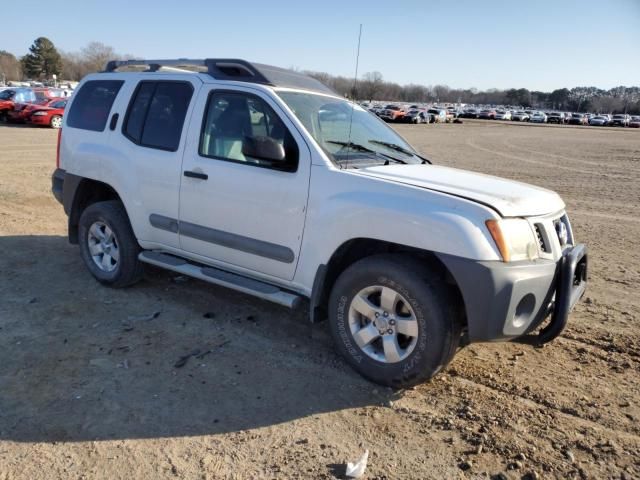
[[0, 90, 15, 100], [277, 91, 423, 166]]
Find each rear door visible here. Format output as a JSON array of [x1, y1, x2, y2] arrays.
[[104, 76, 201, 249], [177, 85, 311, 281]]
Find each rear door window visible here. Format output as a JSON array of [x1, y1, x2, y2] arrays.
[[123, 81, 193, 151], [66, 80, 124, 132]]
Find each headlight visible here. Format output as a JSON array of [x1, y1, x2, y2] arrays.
[[486, 219, 538, 262], [32, 111, 47, 116]]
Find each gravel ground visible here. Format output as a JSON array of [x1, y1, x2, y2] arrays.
[[0, 121, 638, 479]]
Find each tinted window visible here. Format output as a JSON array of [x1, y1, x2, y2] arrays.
[[123, 82, 154, 144], [199, 92, 298, 171], [123, 81, 192, 151], [67, 80, 123, 132]]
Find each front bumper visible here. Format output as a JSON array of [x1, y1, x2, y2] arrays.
[[437, 244, 587, 343]]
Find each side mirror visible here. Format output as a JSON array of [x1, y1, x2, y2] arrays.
[[242, 136, 286, 163]]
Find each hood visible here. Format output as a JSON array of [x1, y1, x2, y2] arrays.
[[356, 164, 565, 217]]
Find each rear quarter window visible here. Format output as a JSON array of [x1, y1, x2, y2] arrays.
[[122, 81, 193, 151], [66, 80, 124, 132]]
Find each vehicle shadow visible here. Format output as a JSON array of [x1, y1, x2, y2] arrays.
[[0, 235, 397, 443], [0, 122, 33, 129]]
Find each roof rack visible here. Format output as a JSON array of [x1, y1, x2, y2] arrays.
[[103, 58, 335, 95]]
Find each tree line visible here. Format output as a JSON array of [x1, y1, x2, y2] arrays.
[[305, 71, 640, 114], [0, 37, 132, 84], [2, 37, 638, 114]]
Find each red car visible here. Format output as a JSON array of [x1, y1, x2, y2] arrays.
[[28, 99, 67, 128], [0, 88, 37, 122], [33, 87, 65, 100], [8, 97, 63, 123]]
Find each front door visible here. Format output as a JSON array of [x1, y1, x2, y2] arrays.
[[178, 86, 311, 281]]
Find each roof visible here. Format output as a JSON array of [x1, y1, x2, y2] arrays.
[[103, 58, 336, 95]]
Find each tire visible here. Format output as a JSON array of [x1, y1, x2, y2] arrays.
[[78, 200, 143, 288], [328, 254, 462, 388], [0, 111, 7, 123], [50, 115, 62, 129]]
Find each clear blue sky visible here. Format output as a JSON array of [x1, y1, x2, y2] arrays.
[[8, 0, 639, 91]]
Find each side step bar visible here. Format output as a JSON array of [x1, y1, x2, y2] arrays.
[[139, 251, 303, 309]]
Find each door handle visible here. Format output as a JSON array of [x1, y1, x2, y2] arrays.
[[184, 170, 208, 180], [109, 113, 119, 131]]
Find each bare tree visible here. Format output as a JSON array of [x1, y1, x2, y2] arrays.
[[0, 50, 22, 82], [81, 42, 116, 73], [360, 71, 384, 101]]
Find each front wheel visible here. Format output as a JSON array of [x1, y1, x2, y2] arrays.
[[50, 115, 62, 129], [78, 201, 143, 288], [328, 255, 462, 388]]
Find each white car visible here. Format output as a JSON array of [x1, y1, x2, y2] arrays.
[[589, 115, 610, 126], [529, 112, 547, 123], [495, 110, 512, 120], [512, 111, 530, 121], [51, 58, 587, 387]]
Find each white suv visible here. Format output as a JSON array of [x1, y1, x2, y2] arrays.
[[51, 58, 587, 387]]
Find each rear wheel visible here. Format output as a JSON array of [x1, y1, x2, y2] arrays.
[[78, 201, 143, 288], [328, 254, 462, 388], [50, 115, 62, 129], [0, 111, 7, 123]]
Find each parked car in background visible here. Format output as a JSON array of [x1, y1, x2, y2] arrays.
[[611, 114, 630, 127], [379, 104, 406, 122], [0, 88, 37, 122], [511, 111, 530, 121], [547, 112, 565, 124], [478, 109, 496, 120], [427, 108, 447, 123], [568, 113, 588, 125], [28, 98, 67, 128], [529, 111, 547, 123], [33, 87, 65, 101], [447, 107, 461, 118], [495, 110, 512, 120], [460, 108, 479, 118], [443, 108, 455, 123], [629, 116, 640, 128], [7, 97, 60, 123], [588, 115, 611, 126], [402, 108, 432, 124]]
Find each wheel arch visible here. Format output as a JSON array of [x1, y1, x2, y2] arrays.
[[310, 238, 467, 332], [65, 175, 125, 244]]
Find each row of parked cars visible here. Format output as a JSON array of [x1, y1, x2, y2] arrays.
[[0, 86, 71, 128], [369, 104, 458, 124], [461, 108, 640, 127], [365, 102, 640, 128]]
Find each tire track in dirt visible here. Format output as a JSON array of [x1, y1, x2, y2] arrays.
[[451, 376, 640, 441], [500, 139, 640, 174], [465, 137, 631, 179]]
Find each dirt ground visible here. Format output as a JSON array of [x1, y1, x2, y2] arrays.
[[0, 120, 638, 480]]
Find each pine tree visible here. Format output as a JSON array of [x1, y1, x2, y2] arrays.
[[21, 37, 62, 79]]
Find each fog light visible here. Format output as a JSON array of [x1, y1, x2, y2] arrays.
[[513, 294, 536, 329]]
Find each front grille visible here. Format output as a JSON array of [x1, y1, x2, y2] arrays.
[[534, 224, 549, 252]]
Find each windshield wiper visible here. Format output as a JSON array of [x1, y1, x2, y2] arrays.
[[368, 140, 432, 164], [326, 140, 376, 153], [326, 140, 407, 165]]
